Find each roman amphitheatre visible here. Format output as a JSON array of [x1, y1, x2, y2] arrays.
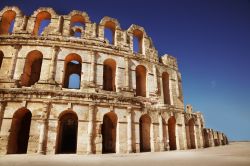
[[0, 5, 249, 166]]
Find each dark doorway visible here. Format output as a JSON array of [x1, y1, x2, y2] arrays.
[[136, 65, 147, 97], [57, 112, 78, 154], [139, 114, 151, 152], [102, 112, 117, 153], [188, 119, 196, 149], [168, 116, 177, 150], [162, 72, 170, 105], [21, 50, 43, 87], [7, 108, 32, 154], [203, 129, 209, 148], [103, 59, 116, 91]]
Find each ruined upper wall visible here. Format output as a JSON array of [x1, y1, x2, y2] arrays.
[[0, 6, 176, 67]]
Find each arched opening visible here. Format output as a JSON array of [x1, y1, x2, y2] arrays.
[[103, 59, 116, 91], [139, 114, 151, 152], [203, 129, 209, 148], [68, 73, 81, 89], [63, 54, 82, 89], [20, 50, 43, 87], [56, 111, 78, 154], [168, 116, 176, 150], [187, 119, 196, 149], [101, 112, 117, 153], [104, 21, 115, 44], [214, 132, 220, 146], [33, 11, 51, 36], [136, 65, 146, 97], [70, 14, 85, 37], [162, 72, 171, 105], [133, 29, 143, 53], [73, 28, 82, 38], [0, 51, 3, 68], [7, 108, 32, 154], [0, 10, 16, 35]]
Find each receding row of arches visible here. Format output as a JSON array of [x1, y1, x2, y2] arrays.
[[0, 10, 85, 37], [0, 10, 144, 53], [0, 50, 171, 103], [6, 108, 179, 154]]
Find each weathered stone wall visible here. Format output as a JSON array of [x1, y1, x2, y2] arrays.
[[0, 6, 228, 155]]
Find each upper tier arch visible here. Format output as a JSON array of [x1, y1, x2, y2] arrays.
[[99, 16, 121, 30], [0, 6, 23, 16], [31, 7, 58, 18], [68, 10, 91, 23]]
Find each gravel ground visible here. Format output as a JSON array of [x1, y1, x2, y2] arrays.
[[0, 142, 250, 166]]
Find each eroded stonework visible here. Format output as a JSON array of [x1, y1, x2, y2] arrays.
[[0, 6, 228, 155]]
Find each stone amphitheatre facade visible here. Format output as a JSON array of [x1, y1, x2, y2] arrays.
[[0, 6, 228, 155]]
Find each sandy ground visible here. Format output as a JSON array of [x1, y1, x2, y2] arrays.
[[0, 142, 250, 166]]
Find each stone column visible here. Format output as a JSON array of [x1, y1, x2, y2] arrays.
[[153, 65, 158, 94], [194, 125, 198, 149], [158, 114, 164, 151], [0, 101, 6, 131], [8, 45, 22, 79], [181, 114, 187, 150], [127, 107, 133, 153], [124, 57, 130, 90], [150, 121, 155, 152], [48, 46, 60, 83], [87, 103, 95, 154], [88, 51, 96, 87], [37, 102, 50, 154]]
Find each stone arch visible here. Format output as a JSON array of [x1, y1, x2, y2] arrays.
[[0, 10, 16, 34], [100, 17, 121, 44], [0, 50, 3, 68], [168, 116, 176, 150], [7, 108, 32, 154], [20, 50, 43, 87], [63, 53, 82, 89], [70, 13, 87, 37], [128, 24, 147, 54], [136, 65, 147, 97], [103, 58, 116, 91], [139, 114, 151, 152], [32, 11, 51, 35], [187, 118, 196, 149], [133, 29, 143, 53], [162, 72, 171, 105], [101, 111, 117, 153], [56, 110, 78, 154], [0, 6, 23, 16], [71, 26, 83, 38], [68, 10, 90, 23]]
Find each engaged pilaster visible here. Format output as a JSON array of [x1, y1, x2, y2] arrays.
[[87, 103, 96, 154], [158, 114, 165, 151], [153, 65, 159, 94], [127, 107, 133, 153], [0, 101, 6, 131], [88, 51, 96, 87], [37, 102, 50, 154], [8, 45, 22, 79], [48, 46, 60, 83], [124, 57, 131, 90]]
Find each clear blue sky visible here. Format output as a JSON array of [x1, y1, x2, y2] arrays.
[[1, 0, 250, 141]]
